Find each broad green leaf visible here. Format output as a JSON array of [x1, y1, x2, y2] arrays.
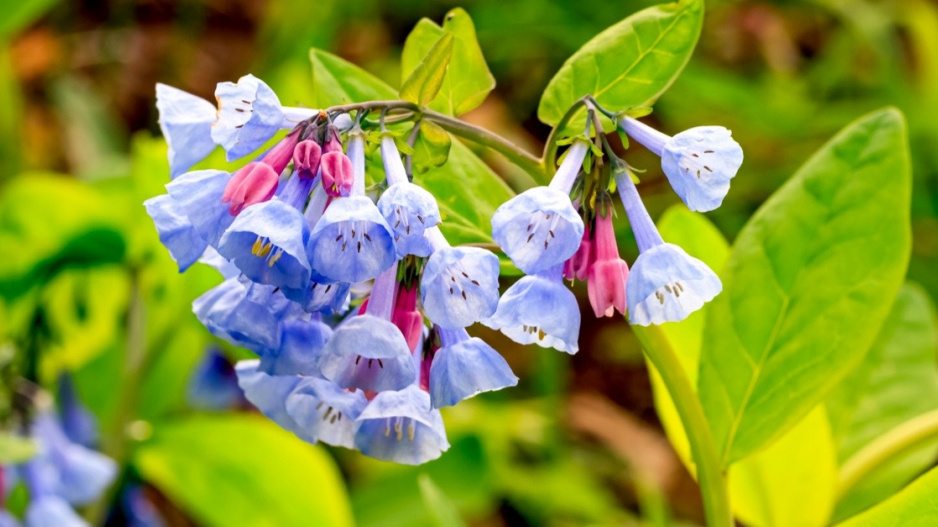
[[0, 0, 60, 40], [418, 474, 469, 527], [827, 283, 938, 521], [400, 33, 455, 107], [412, 121, 452, 173], [309, 48, 397, 107], [698, 108, 912, 466], [728, 406, 838, 527], [401, 8, 496, 115], [836, 465, 938, 527], [0, 433, 36, 463], [537, 0, 703, 132], [134, 414, 353, 527]]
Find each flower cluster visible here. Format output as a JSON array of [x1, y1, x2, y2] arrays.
[[146, 74, 742, 465], [147, 75, 517, 465]]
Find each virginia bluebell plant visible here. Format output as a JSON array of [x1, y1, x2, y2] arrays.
[[146, 73, 741, 466]]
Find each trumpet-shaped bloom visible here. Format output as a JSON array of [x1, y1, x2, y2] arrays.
[[429, 328, 517, 408], [484, 265, 580, 354], [306, 196, 396, 283], [421, 231, 500, 329], [165, 169, 234, 248], [259, 316, 332, 376], [144, 193, 207, 272], [212, 74, 285, 161], [218, 200, 311, 289], [317, 314, 416, 392], [626, 243, 721, 326], [491, 187, 584, 274], [235, 360, 302, 435], [192, 279, 280, 352], [621, 118, 743, 212], [586, 210, 629, 318], [377, 136, 440, 257], [155, 83, 217, 178], [285, 377, 367, 448], [354, 385, 449, 465]]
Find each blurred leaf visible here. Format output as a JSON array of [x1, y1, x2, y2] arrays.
[[400, 33, 455, 107], [135, 414, 353, 527], [401, 8, 496, 116], [0, 432, 36, 463], [0, 0, 60, 40], [836, 465, 938, 527], [698, 108, 912, 466], [537, 0, 703, 133], [418, 474, 468, 527], [309, 48, 397, 107], [728, 406, 838, 527], [412, 121, 452, 173], [0, 48, 22, 179], [827, 283, 938, 521]]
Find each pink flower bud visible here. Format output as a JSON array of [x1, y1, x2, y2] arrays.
[[586, 212, 629, 317], [260, 131, 300, 174], [564, 222, 594, 282], [320, 151, 354, 197], [221, 162, 279, 215], [323, 127, 343, 155], [292, 140, 322, 178]]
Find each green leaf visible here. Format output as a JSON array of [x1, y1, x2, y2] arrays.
[[0, 0, 60, 40], [309, 48, 397, 107], [827, 283, 938, 521], [537, 0, 703, 132], [698, 108, 912, 466], [401, 8, 496, 115], [419, 474, 469, 527], [836, 465, 938, 527], [412, 121, 453, 173], [134, 414, 353, 527], [0, 432, 36, 463], [400, 33, 455, 107]]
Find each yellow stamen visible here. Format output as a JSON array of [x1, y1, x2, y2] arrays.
[[268, 249, 283, 268], [257, 242, 273, 257], [251, 237, 263, 255]]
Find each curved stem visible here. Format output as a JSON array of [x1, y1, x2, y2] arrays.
[[543, 97, 590, 172], [838, 408, 938, 499], [634, 325, 733, 527]]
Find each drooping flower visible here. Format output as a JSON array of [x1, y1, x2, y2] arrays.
[[165, 169, 234, 248], [192, 278, 281, 352], [376, 135, 440, 257], [586, 207, 629, 318], [285, 377, 368, 448], [429, 327, 517, 408], [420, 227, 500, 329], [258, 316, 332, 376], [155, 83, 217, 178], [235, 360, 302, 435], [353, 384, 449, 465], [615, 172, 721, 325], [484, 264, 580, 354], [620, 117, 743, 212], [143, 194, 207, 272], [491, 141, 588, 274], [187, 348, 245, 411]]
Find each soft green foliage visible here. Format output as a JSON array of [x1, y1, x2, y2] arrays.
[[418, 475, 469, 527], [837, 465, 938, 527], [135, 415, 354, 527], [0, 432, 36, 463], [401, 8, 496, 116], [400, 33, 454, 107], [827, 284, 938, 520], [411, 120, 452, 173], [309, 48, 397, 107], [538, 0, 703, 132], [698, 108, 912, 465]]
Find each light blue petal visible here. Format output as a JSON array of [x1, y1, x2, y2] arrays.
[[491, 186, 583, 274], [165, 169, 233, 247], [55, 446, 118, 506], [627, 243, 722, 326], [421, 247, 500, 329], [429, 331, 518, 408], [483, 269, 580, 354], [234, 360, 302, 435], [281, 277, 351, 314], [143, 194, 207, 272], [155, 84, 217, 178], [285, 377, 367, 448], [192, 278, 280, 352], [377, 183, 440, 257], [0, 511, 20, 527], [25, 496, 87, 527], [307, 196, 396, 283], [318, 314, 416, 392], [211, 74, 284, 161], [354, 385, 449, 465], [661, 126, 743, 212], [218, 200, 311, 289], [259, 317, 332, 376], [198, 247, 240, 279]]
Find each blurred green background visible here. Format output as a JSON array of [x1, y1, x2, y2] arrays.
[[1, 0, 936, 525]]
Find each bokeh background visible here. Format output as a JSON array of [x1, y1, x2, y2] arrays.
[[1, 0, 936, 525]]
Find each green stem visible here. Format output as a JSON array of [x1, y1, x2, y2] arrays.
[[634, 326, 733, 527], [542, 97, 590, 172], [838, 408, 938, 499]]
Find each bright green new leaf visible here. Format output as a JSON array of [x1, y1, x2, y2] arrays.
[[401, 8, 496, 115], [400, 33, 455, 107], [412, 121, 453, 173], [309, 48, 397, 107], [827, 283, 938, 521], [134, 414, 354, 527], [537, 0, 703, 132], [836, 465, 938, 527], [698, 108, 912, 466], [0, 433, 36, 464], [419, 474, 469, 527]]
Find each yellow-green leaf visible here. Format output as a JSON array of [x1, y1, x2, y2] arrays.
[[400, 33, 455, 107]]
